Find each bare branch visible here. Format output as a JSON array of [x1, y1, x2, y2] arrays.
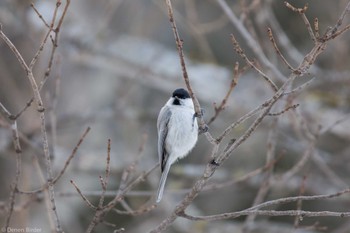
[[207, 62, 241, 125], [267, 27, 295, 71], [18, 127, 91, 194], [268, 104, 299, 116], [178, 188, 350, 221], [70, 180, 97, 210], [230, 34, 278, 92], [330, 0, 350, 35], [285, 2, 316, 42], [3, 110, 22, 230], [0, 27, 30, 73], [216, 0, 287, 81], [30, 2, 50, 28], [180, 209, 350, 221]]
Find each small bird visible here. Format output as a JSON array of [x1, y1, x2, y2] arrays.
[[156, 88, 198, 203]]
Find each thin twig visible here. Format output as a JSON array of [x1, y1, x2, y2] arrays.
[[282, 78, 315, 96], [243, 118, 278, 228], [0, 28, 30, 73], [216, 102, 265, 143], [28, 2, 58, 69], [70, 180, 97, 210], [2, 104, 22, 230], [85, 164, 159, 232], [268, 104, 299, 116], [117, 134, 148, 212], [267, 27, 295, 71], [327, 23, 350, 40], [207, 62, 241, 125], [48, 62, 61, 160], [294, 176, 307, 228], [284, 2, 316, 42], [97, 139, 112, 208], [18, 127, 91, 194], [180, 209, 350, 221], [230, 34, 278, 92], [216, 0, 286, 81], [274, 134, 316, 182], [14, 0, 71, 120], [30, 2, 50, 28], [330, 0, 350, 35], [178, 188, 350, 221]]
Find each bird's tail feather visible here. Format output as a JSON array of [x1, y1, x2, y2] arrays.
[[156, 162, 171, 203]]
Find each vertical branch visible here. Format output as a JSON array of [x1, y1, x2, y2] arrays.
[[294, 176, 307, 228], [165, 0, 208, 133], [97, 139, 112, 208], [0, 103, 22, 230]]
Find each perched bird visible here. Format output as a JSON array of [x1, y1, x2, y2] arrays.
[[156, 88, 198, 203]]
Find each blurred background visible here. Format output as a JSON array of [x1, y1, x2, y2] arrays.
[[0, 0, 350, 232]]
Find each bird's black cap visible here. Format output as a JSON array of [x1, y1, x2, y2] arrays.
[[172, 88, 190, 99]]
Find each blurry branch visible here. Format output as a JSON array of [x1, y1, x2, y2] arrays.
[[0, 103, 22, 231], [207, 62, 242, 125], [49, 154, 282, 199], [312, 151, 348, 189], [0, 1, 70, 232], [178, 188, 350, 221], [230, 34, 278, 91], [14, 0, 70, 120], [282, 78, 315, 96], [267, 27, 294, 71], [18, 127, 91, 194], [180, 209, 350, 221], [329, 1, 350, 36], [116, 134, 148, 213], [84, 164, 159, 233], [284, 2, 316, 42], [294, 176, 307, 228], [154, 0, 227, 61], [320, 113, 350, 134], [69, 135, 156, 232], [267, 103, 299, 116], [30, 3, 50, 28], [70, 180, 97, 210], [216, 0, 286, 81], [52, 154, 282, 199], [243, 118, 278, 230], [47, 60, 62, 159], [98, 139, 112, 208], [32, 153, 56, 231]]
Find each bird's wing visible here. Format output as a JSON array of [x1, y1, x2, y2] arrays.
[[157, 106, 172, 172]]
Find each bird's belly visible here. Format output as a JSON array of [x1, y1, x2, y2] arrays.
[[166, 111, 198, 161]]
